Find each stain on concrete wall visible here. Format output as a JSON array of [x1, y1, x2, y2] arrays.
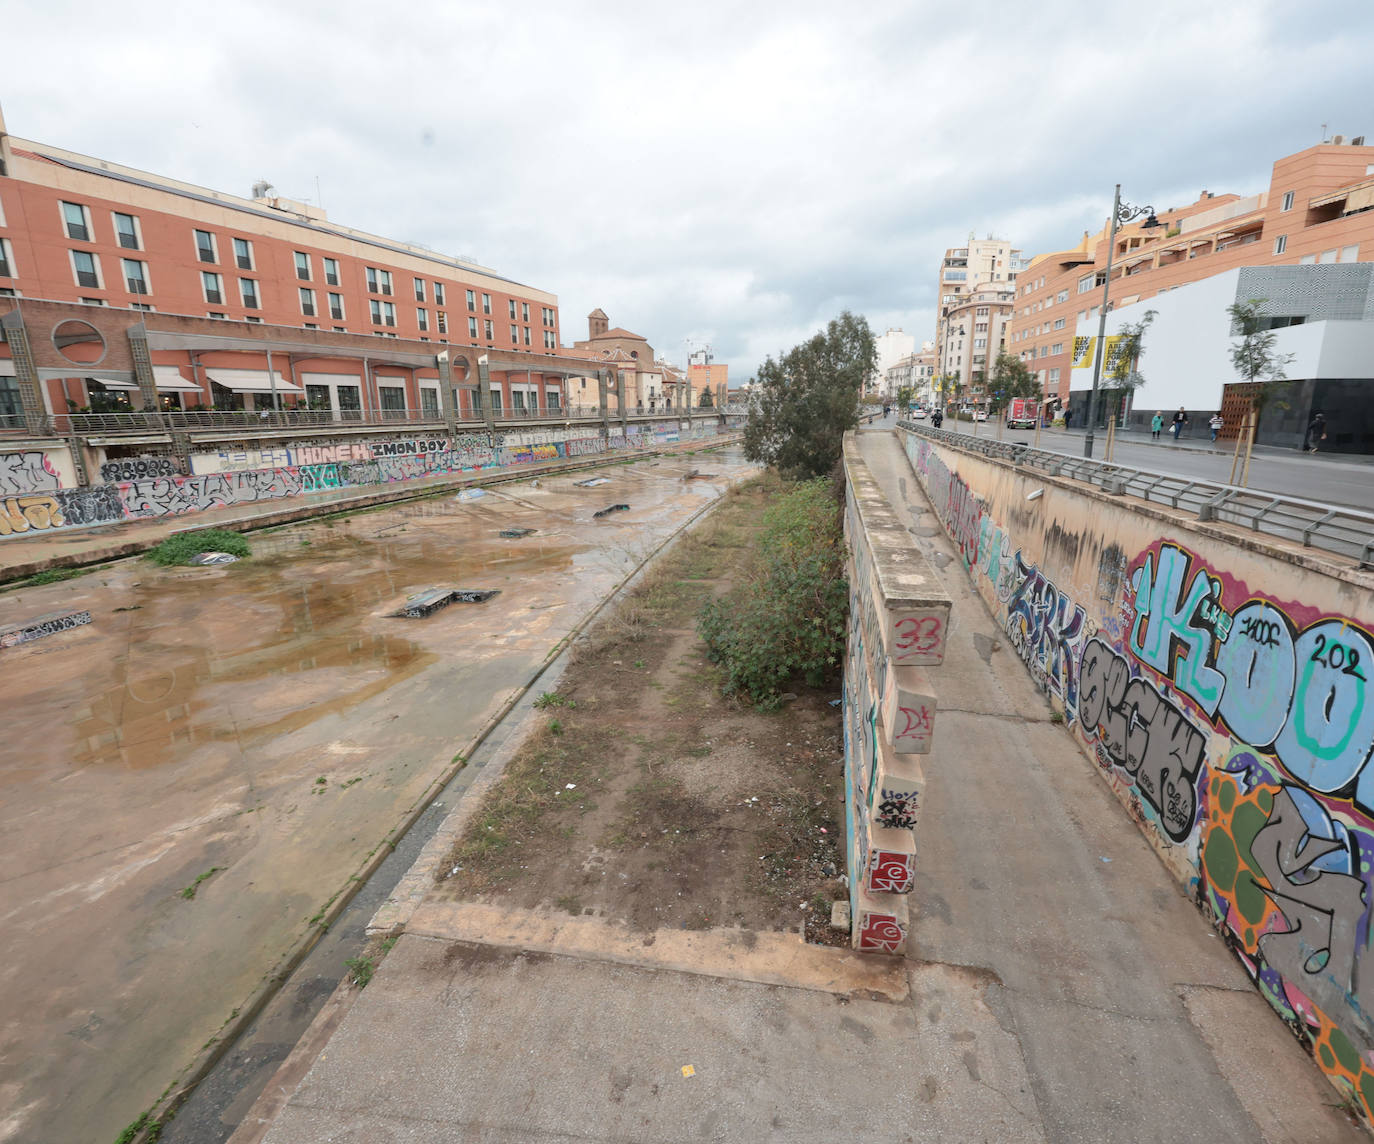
[[902, 427, 1374, 1122]]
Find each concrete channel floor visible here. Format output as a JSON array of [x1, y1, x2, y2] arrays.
[[245, 429, 1364, 1144]]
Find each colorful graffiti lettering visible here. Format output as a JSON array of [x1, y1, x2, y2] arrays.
[[0, 450, 62, 495], [1005, 552, 1087, 713]]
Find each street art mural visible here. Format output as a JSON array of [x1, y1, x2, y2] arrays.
[[903, 428, 1374, 1121], [0, 422, 733, 540]]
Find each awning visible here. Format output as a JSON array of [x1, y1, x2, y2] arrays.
[[206, 369, 304, 394], [154, 366, 204, 393], [88, 377, 140, 391]]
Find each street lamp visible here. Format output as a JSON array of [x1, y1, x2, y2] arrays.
[[1083, 184, 1161, 458]]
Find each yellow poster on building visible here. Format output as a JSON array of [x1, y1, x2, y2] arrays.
[[1071, 334, 1131, 370]]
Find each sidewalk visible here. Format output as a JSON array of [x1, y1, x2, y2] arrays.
[[230, 430, 1362, 1144], [993, 422, 1374, 464]]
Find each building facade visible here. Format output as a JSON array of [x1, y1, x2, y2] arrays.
[[934, 236, 1023, 408], [1009, 136, 1374, 410]]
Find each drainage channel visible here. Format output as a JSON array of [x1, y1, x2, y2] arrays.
[[155, 460, 749, 1144]]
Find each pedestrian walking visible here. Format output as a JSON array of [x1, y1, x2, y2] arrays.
[[1151, 411, 1163, 440], [1303, 411, 1328, 453], [1063, 407, 1072, 428], [1171, 407, 1188, 440], [1209, 413, 1223, 442]]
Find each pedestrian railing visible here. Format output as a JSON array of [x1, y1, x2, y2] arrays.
[[900, 421, 1374, 569]]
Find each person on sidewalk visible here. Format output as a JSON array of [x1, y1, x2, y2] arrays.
[[1304, 411, 1328, 453], [1171, 407, 1188, 440], [1209, 413, 1224, 442], [1151, 411, 1163, 440]]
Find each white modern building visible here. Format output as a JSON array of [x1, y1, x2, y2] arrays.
[[1072, 264, 1374, 451], [870, 328, 917, 397]]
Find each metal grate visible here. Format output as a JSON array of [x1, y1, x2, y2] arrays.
[[899, 421, 1374, 568]]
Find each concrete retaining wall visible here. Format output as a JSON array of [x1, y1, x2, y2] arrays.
[[899, 424, 1374, 1122], [0, 421, 730, 541], [841, 437, 951, 953]]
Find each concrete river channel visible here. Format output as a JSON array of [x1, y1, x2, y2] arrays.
[[0, 447, 757, 1144]]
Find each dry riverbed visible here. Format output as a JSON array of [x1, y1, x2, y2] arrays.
[[432, 474, 849, 944]]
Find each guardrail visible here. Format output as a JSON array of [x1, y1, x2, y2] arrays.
[[900, 420, 1374, 569]]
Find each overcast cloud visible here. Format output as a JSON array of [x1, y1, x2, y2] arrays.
[[8, 1, 1374, 377]]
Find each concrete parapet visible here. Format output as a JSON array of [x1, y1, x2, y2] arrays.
[[841, 434, 950, 954]]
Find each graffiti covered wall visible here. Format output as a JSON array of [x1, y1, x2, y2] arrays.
[[0, 422, 731, 541], [901, 426, 1374, 1120]]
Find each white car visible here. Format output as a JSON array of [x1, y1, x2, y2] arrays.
[[972, 410, 989, 422], [910, 408, 927, 419]]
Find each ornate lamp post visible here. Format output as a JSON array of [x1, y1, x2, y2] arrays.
[[1083, 185, 1161, 458]]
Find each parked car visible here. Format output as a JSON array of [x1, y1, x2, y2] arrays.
[[972, 410, 989, 422], [910, 407, 927, 419]]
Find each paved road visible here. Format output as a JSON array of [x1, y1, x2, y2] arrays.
[[0, 449, 757, 1144], [877, 412, 1374, 513]]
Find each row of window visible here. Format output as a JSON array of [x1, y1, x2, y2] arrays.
[[43, 198, 555, 329]]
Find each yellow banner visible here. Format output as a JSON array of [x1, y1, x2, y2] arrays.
[[1071, 334, 1131, 370]]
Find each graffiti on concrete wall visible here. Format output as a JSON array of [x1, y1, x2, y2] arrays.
[[904, 429, 1374, 1120], [0, 451, 62, 495], [100, 456, 176, 483], [122, 469, 302, 519], [0, 609, 92, 648]]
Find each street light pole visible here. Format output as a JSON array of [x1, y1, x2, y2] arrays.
[[1083, 184, 1158, 458]]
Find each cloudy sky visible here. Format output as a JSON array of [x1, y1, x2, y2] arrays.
[[8, 1, 1373, 377]]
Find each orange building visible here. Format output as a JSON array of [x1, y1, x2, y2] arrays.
[[1009, 136, 1374, 410]]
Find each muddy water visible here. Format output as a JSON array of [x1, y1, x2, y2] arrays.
[[0, 450, 755, 1144]]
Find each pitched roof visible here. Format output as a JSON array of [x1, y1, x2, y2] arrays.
[[590, 326, 647, 342], [587, 307, 608, 319]]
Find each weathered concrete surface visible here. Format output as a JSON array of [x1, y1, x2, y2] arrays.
[[0, 452, 753, 1144], [240, 431, 1362, 1144]]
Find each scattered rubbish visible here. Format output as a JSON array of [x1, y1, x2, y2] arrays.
[[499, 528, 538, 538], [683, 470, 713, 480], [450, 866, 461, 877], [828, 698, 842, 707], [566, 783, 577, 790], [188, 551, 239, 565], [456, 488, 487, 501], [593, 503, 631, 518], [0, 608, 92, 649], [1100, 856, 1112, 863], [530, 479, 540, 488], [830, 900, 851, 931], [393, 587, 501, 618], [680, 1065, 696, 1079], [575, 476, 611, 487], [819, 827, 828, 834]]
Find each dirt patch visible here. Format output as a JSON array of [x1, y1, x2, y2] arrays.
[[436, 474, 849, 946]]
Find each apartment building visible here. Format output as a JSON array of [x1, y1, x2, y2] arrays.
[[1008, 135, 1374, 409], [883, 342, 936, 404], [934, 236, 1024, 407], [0, 104, 565, 421]]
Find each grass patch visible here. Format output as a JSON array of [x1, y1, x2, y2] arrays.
[[147, 528, 251, 566], [179, 866, 225, 900], [16, 566, 91, 587]]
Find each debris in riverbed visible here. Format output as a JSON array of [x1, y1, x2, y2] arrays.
[[188, 551, 240, 565], [393, 588, 501, 618], [499, 528, 538, 538], [593, 504, 631, 518], [456, 488, 486, 501]]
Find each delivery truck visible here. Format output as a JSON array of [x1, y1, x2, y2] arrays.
[[1006, 397, 1039, 430]]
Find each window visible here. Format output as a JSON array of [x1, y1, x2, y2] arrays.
[[130, 302, 154, 312], [329, 292, 344, 320], [508, 299, 517, 318], [543, 306, 555, 326], [323, 257, 339, 286], [547, 390, 561, 411], [202, 271, 224, 304], [434, 283, 445, 305], [369, 299, 396, 326], [523, 327, 531, 345], [509, 323, 517, 343], [421, 388, 440, 418], [1341, 244, 1361, 263], [0, 238, 13, 279], [62, 201, 91, 241], [195, 229, 218, 263], [366, 266, 393, 294], [482, 293, 491, 314], [332, 325, 345, 332], [469, 316, 479, 338], [379, 385, 406, 414], [299, 287, 316, 316], [1078, 273, 1096, 294], [113, 212, 141, 249], [1273, 235, 1287, 255], [295, 251, 312, 280], [414, 277, 426, 301], [1054, 317, 1066, 330], [521, 302, 530, 322], [234, 237, 254, 269], [437, 310, 447, 334], [1056, 290, 1068, 303], [304, 323, 318, 329], [72, 250, 101, 289], [1051, 342, 1063, 355], [1281, 190, 1295, 212], [81, 297, 104, 305], [466, 289, 476, 311], [544, 330, 556, 349], [417, 307, 429, 331], [974, 338, 986, 349], [1049, 368, 1060, 384], [483, 318, 494, 339], [240, 278, 259, 308], [207, 312, 227, 320], [123, 259, 149, 294], [1319, 248, 1338, 264], [246, 315, 263, 323]]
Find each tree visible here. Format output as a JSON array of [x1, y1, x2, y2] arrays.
[[698, 388, 714, 408], [896, 384, 914, 413], [987, 354, 1038, 413], [743, 311, 877, 480], [1100, 309, 1156, 423], [1227, 299, 1294, 412]]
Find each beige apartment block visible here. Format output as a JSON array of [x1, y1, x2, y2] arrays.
[[934, 236, 1026, 407], [1009, 135, 1374, 407]]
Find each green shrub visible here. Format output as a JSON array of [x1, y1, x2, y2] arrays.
[[698, 478, 848, 708], [147, 529, 251, 566]]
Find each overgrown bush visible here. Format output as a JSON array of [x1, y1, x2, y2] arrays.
[[147, 528, 251, 566], [698, 477, 848, 708]]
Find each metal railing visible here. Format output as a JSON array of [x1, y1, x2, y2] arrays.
[[900, 421, 1374, 569]]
